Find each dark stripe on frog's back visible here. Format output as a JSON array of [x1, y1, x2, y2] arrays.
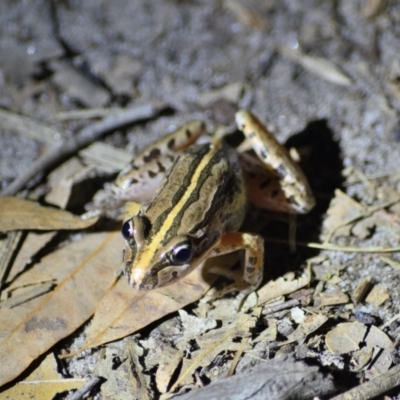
[[143, 142, 229, 243]]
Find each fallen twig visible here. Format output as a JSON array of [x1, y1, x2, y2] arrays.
[[1, 103, 167, 196], [262, 299, 300, 315], [65, 376, 103, 400], [331, 362, 400, 399], [265, 237, 400, 253]]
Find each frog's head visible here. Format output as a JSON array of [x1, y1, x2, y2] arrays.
[[121, 216, 219, 290]]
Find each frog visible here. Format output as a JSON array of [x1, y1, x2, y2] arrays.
[[119, 110, 315, 299]]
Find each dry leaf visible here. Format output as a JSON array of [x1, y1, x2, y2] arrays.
[[1, 281, 55, 308], [224, 0, 267, 30], [278, 46, 352, 86], [6, 232, 56, 282], [0, 197, 98, 231], [0, 353, 85, 399], [325, 321, 393, 376], [0, 231, 24, 287], [170, 312, 257, 391], [362, 0, 388, 18], [351, 214, 377, 239], [74, 262, 217, 354], [94, 339, 152, 400], [352, 210, 400, 239], [0, 232, 120, 387], [154, 310, 219, 393], [323, 189, 366, 240], [156, 345, 182, 394], [179, 309, 218, 346], [257, 272, 310, 306]]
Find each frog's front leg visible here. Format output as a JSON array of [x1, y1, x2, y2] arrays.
[[205, 231, 264, 305], [114, 120, 207, 205], [235, 110, 315, 214]]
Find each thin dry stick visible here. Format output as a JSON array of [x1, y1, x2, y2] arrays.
[[264, 236, 400, 253], [331, 362, 400, 400], [66, 376, 103, 400], [1, 103, 167, 196]]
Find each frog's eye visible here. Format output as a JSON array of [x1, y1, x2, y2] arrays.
[[121, 220, 134, 241], [170, 241, 194, 265]]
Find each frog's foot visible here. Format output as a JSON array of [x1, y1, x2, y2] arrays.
[[235, 109, 315, 214], [202, 232, 264, 310]]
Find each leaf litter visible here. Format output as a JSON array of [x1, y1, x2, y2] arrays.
[[2, 133, 400, 399], [2, 16, 400, 399]]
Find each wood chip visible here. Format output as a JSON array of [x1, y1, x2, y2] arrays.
[[365, 284, 390, 306], [352, 276, 372, 304], [316, 288, 349, 307]]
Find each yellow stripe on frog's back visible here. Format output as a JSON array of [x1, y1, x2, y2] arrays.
[[137, 139, 225, 267]]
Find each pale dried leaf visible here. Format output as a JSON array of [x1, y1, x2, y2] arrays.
[[323, 189, 366, 239], [0, 197, 98, 231], [351, 214, 377, 239], [7, 232, 56, 282], [75, 264, 216, 354], [1, 281, 55, 308], [0, 231, 24, 287], [224, 0, 267, 30], [0, 232, 120, 387], [154, 311, 219, 391], [125, 338, 152, 400], [139, 337, 164, 370], [278, 46, 352, 86], [352, 347, 374, 371], [362, 0, 388, 18], [353, 209, 400, 239], [325, 322, 393, 376], [156, 346, 182, 394], [0, 353, 85, 399], [171, 313, 257, 390], [257, 272, 310, 306], [326, 321, 374, 354], [178, 310, 218, 348], [95, 342, 152, 400]]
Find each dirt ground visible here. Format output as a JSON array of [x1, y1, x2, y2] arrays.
[[2, 0, 400, 399]]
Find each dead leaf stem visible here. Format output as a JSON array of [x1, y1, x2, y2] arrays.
[[264, 237, 400, 253]]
